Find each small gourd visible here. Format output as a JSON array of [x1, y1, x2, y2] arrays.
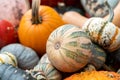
[[0, 43, 39, 69], [0, 51, 17, 67], [64, 70, 120, 80], [82, 1, 120, 52], [28, 53, 62, 80], [18, 0, 65, 56], [28, 54, 62, 80], [0, 64, 36, 80], [46, 24, 92, 72]]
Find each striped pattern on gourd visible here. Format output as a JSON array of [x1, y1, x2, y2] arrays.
[[0, 52, 17, 67], [30, 63, 62, 80], [82, 17, 120, 52], [46, 24, 92, 72]]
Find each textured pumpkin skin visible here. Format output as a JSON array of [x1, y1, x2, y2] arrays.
[[0, 64, 36, 80], [82, 17, 120, 52], [64, 71, 120, 80], [0, 43, 39, 69], [46, 24, 92, 72], [18, 1, 65, 56], [0, 52, 17, 67]]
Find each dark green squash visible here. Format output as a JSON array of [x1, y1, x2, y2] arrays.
[[0, 43, 39, 69]]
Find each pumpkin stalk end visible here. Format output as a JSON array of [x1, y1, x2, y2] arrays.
[[32, 0, 42, 24]]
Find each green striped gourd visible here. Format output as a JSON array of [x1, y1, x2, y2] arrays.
[[82, 1, 120, 52], [46, 24, 92, 72], [0, 52, 17, 67], [30, 63, 62, 80]]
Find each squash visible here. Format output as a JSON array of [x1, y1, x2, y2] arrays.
[[18, 0, 65, 57], [28, 53, 62, 80], [0, 43, 39, 69], [0, 52, 17, 67], [64, 70, 120, 80], [29, 63, 62, 80], [81, 0, 119, 17], [0, 20, 18, 49], [82, 1, 120, 52], [89, 43, 106, 69], [46, 24, 92, 72], [0, 64, 36, 80], [0, 0, 30, 28]]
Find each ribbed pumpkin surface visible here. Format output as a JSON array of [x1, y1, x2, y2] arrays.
[[64, 71, 120, 80], [46, 24, 92, 72]]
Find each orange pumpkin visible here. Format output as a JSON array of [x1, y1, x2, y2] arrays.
[[64, 70, 120, 80], [18, 0, 65, 56]]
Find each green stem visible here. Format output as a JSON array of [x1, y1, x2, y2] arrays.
[[105, 0, 114, 22], [32, 0, 42, 24]]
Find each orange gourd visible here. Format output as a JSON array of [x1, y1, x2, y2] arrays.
[[18, 0, 65, 56], [64, 70, 120, 80]]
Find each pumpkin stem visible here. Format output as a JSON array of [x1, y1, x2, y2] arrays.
[[105, 0, 114, 22], [32, 0, 42, 24]]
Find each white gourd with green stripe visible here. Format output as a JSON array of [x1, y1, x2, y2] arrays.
[[82, 1, 120, 52], [46, 24, 92, 72], [0, 52, 17, 66]]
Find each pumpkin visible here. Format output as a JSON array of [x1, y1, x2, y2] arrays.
[[0, 20, 18, 49], [82, 1, 120, 52], [0, 43, 39, 69], [0, 52, 17, 67], [46, 24, 92, 72], [81, 0, 119, 17], [0, 0, 30, 28], [64, 70, 120, 80], [18, 0, 65, 56], [0, 64, 36, 80]]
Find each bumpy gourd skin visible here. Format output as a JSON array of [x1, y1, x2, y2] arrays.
[[0, 64, 36, 80], [64, 71, 120, 80]]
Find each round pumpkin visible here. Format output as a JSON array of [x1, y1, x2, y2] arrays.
[[82, 1, 120, 52], [0, 51, 17, 67], [0, 43, 39, 69], [0, 20, 18, 49], [0, 0, 30, 28], [18, 0, 65, 56], [46, 24, 92, 72], [64, 70, 120, 80]]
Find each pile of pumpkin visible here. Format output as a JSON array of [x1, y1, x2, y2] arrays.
[[0, 0, 120, 80]]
